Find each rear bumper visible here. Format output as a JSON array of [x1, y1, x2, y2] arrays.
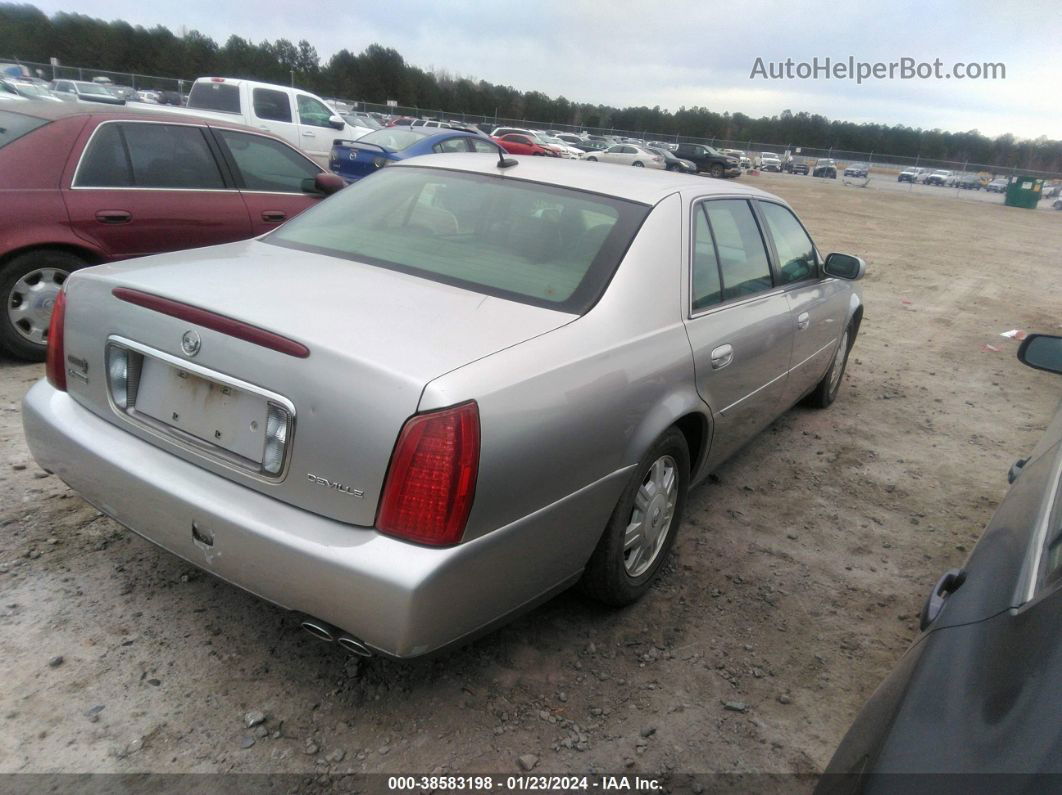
[[23, 382, 617, 658]]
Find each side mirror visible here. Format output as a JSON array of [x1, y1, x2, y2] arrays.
[[303, 172, 346, 196], [1018, 334, 1062, 375], [823, 253, 866, 280], [328, 116, 345, 130]]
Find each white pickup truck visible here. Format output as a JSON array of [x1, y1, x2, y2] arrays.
[[149, 78, 371, 164]]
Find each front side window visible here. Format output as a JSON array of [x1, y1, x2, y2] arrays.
[[253, 88, 292, 123], [758, 201, 817, 285], [702, 199, 773, 300], [216, 129, 318, 193], [267, 166, 649, 313], [297, 95, 333, 127]]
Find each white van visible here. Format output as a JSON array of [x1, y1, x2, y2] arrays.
[[179, 78, 372, 163]]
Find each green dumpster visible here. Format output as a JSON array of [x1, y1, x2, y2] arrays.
[[1004, 176, 1044, 209]]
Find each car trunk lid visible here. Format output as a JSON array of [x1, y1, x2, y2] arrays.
[[60, 238, 575, 526]]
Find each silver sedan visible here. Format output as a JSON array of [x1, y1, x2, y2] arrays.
[[23, 156, 865, 658], [586, 144, 666, 169]]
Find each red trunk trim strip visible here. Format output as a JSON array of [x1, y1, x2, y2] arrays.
[[112, 288, 310, 358]]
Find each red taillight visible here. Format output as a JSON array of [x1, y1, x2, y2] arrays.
[[45, 289, 67, 392], [377, 401, 480, 547]]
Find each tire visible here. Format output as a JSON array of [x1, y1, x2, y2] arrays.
[[632, 161, 644, 167], [581, 428, 690, 606], [586, 156, 597, 162], [804, 324, 853, 409], [710, 164, 724, 178], [1, 249, 86, 362]]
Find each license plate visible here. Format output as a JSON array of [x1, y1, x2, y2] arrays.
[[134, 357, 269, 463]]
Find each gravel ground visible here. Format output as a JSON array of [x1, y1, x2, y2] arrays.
[[1, 172, 1060, 782]]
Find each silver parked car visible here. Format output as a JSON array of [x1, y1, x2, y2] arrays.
[[23, 157, 866, 658], [586, 143, 666, 169]]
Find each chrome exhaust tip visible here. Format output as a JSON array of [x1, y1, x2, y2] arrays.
[[300, 619, 336, 643], [337, 635, 373, 657]]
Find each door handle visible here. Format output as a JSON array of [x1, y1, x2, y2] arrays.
[[257, 125, 270, 131], [302, 130, 316, 137], [796, 312, 810, 330], [261, 211, 287, 223], [710, 344, 734, 370], [95, 210, 131, 224]]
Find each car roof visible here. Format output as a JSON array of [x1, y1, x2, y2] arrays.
[[391, 153, 779, 205], [1, 98, 271, 134]]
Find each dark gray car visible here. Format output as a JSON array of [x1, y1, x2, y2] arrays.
[[818, 334, 1062, 791]]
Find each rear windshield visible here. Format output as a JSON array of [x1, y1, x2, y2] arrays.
[[266, 166, 649, 313], [188, 81, 241, 113], [355, 128, 426, 151], [0, 109, 47, 149]]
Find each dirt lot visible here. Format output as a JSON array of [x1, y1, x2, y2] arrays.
[[2, 173, 1061, 783]]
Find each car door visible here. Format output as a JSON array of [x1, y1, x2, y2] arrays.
[[500, 134, 533, 155], [295, 93, 339, 160], [683, 198, 793, 470], [63, 120, 252, 259], [755, 200, 851, 405], [601, 145, 626, 164], [211, 128, 324, 237], [250, 86, 299, 148]]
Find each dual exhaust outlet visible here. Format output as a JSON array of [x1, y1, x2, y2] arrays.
[[300, 617, 373, 657]]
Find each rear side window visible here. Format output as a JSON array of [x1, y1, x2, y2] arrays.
[[76, 123, 224, 189], [469, 138, 500, 154], [217, 129, 319, 193], [122, 124, 225, 189], [253, 88, 292, 123], [75, 123, 133, 186], [758, 201, 817, 284], [297, 95, 333, 128], [433, 137, 469, 154], [0, 109, 48, 150], [702, 200, 773, 300], [691, 205, 722, 310], [267, 166, 649, 314], [188, 81, 241, 113]]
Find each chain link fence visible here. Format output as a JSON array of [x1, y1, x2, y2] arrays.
[[7, 55, 1061, 186]]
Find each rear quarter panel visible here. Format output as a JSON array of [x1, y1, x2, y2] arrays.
[[421, 193, 709, 553], [0, 115, 100, 259]]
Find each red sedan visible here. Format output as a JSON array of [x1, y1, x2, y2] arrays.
[[0, 102, 343, 360], [491, 133, 557, 157]]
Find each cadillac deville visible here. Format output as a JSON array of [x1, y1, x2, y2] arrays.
[[22, 155, 866, 658]]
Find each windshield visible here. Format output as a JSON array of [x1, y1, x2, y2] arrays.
[[74, 82, 112, 96], [266, 166, 650, 314], [344, 113, 382, 129], [17, 83, 52, 98], [356, 128, 425, 151]]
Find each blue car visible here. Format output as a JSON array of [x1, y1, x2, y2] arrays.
[[330, 128, 503, 182]]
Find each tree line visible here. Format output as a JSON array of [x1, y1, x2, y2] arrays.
[[2, 2, 1059, 172]]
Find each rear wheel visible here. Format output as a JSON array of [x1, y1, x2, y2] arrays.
[[710, 164, 724, 178], [804, 325, 852, 408], [1, 249, 86, 362], [632, 161, 644, 167], [581, 428, 690, 606]]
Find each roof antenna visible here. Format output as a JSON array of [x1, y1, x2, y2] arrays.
[[497, 147, 518, 169]]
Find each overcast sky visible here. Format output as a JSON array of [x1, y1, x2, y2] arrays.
[[34, 0, 1061, 139]]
